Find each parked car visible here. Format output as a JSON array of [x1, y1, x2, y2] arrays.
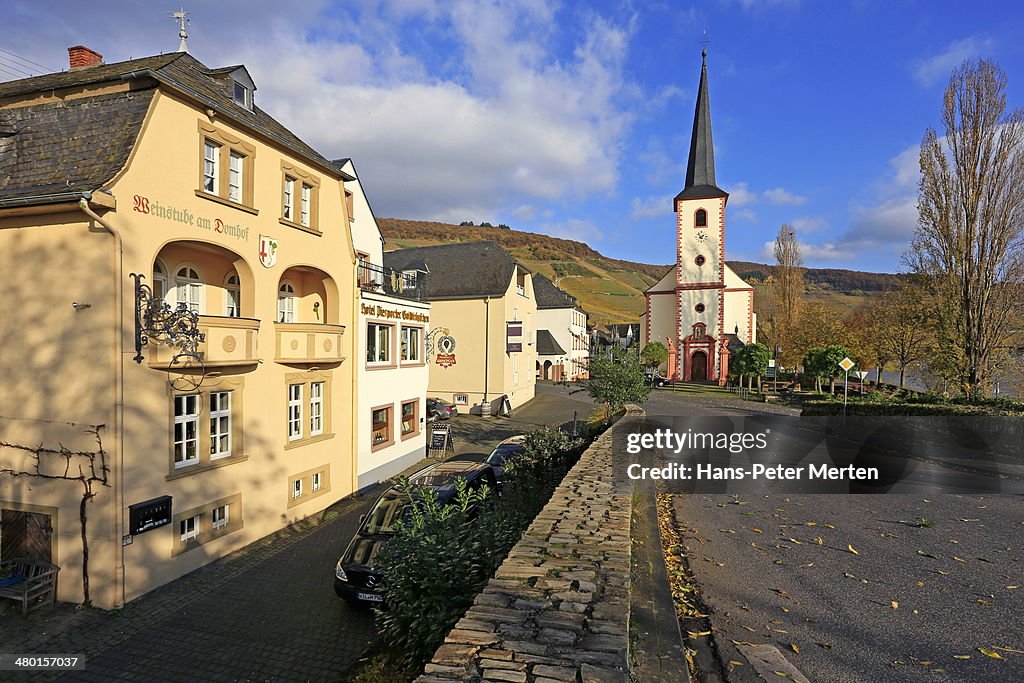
[[334, 461, 497, 604], [484, 434, 529, 486], [644, 369, 669, 387], [426, 397, 458, 421]]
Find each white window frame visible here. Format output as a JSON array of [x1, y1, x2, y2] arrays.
[[292, 478, 303, 499], [225, 273, 241, 318], [310, 382, 324, 436], [180, 514, 200, 542], [153, 260, 169, 306], [278, 281, 296, 323], [300, 183, 311, 227], [232, 82, 250, 109], [283, 176, 295, 221], [367, 323, 392, 365], [212, 504, 230, 529], [203, 140, 220, 194], [173, 394, 200, 469], [174, 264, 204, 313], [401, 326, 421, 362], [311, 472, 322, 492], [288, 383, 304, 441], [209, 391, 232, 460], [228, 150, 244, 203]]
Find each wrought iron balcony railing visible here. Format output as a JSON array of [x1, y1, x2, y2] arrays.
[[357, 261, 423, 301]]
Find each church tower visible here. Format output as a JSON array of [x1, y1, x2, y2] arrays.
[[673, 49, 730, 383], [640, 50, 756, 383]]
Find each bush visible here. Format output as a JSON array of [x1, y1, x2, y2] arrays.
[[374, 427, 585, 669]]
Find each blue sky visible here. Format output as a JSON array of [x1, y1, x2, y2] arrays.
[[4, 1, 1024, 272]]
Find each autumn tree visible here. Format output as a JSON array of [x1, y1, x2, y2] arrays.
[[877, 285, 933, 387], [906, 59, 1024, 396], [770, 224, 805, 367]]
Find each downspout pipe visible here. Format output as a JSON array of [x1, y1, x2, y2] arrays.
[[79, 198, 126, 609], [483, 296, 490, 416]]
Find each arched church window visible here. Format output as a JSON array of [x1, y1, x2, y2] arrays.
[[695, 209, 707, 227], [694, 255, 706, 266], [695, 303, 706, 313]]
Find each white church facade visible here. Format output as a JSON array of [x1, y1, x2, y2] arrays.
[[640, 51, 756, 384]]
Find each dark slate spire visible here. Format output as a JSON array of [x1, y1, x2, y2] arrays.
[[675, 50, 728, 205]]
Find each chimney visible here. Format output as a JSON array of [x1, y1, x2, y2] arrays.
[[68, 45, 104, 70]]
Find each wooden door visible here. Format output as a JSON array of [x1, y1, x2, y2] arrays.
[[691, 351, 708, 381], [1, 510, 53, 563]]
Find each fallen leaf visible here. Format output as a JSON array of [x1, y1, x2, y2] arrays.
[[790, 643, 800, 654], [816, 642, 833, 650], [953, 655, 971, 660], [848, 545, 859, 555], [956, 518, 979, 522], [978, 648, 1003, 660], [993, 646, 1024, 654], [825, 524, 836, 529], [954, 556, 967, 563], [1007, 586, 1019, 589], [806, 522, 818, 527], [977, 599, 993, 606], [800, 563, 814, 568], [976, 557, 994, 563], [815, 536, 824, 545], [753, 528, 763, 533], [688, 630, 712, 638], [844, 572, 857, 579], [917, 550, 938, 559], [789, 538, 804, 545], [773, 672, 790, 678], [915, 581, 925, 587], [891, 601, 899, 609], [728, 660, 745, 667]]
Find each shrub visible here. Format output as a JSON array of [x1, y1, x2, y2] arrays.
[[374, 427, 585, 669]]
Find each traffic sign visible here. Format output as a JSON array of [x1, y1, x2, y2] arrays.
[[839, 357, 855, 372]]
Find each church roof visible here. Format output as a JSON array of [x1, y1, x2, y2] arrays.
[[674, 51, 727, 205]]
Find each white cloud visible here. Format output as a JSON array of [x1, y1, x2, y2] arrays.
[[791, 216, 828, 234], [759, 239, 846, 263], [725, 181, 757, 206], [733, 208, 758, 223], [630, 195, 668, 219], [763, 187, 808, 206], [512, 204, 537, 221], [913, 36, 996, 86]]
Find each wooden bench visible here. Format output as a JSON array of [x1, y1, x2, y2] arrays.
[[0, 559, 60, 616]]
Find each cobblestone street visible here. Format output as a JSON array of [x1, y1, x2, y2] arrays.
[[0, 384, 595, 682]]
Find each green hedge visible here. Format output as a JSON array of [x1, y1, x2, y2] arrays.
[[373, 427, 586, 669], [802, 400, 1024, 416]]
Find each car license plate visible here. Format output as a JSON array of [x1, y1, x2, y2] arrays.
[[357, 592, 383, 603]]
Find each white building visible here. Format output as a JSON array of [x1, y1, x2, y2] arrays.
[[534, 275, 589, 381], [336, 158, 431, 488], [640, 51, 756, 383]]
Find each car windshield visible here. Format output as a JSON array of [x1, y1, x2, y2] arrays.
[[361, 493, 410, 535], [487, 444, 523, 465]]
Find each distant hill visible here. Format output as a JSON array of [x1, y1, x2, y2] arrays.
[[379, 218, 901, 324]]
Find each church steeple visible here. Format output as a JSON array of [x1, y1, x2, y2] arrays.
[[675, 50, 728, 204]]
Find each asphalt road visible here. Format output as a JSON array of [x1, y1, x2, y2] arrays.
[[646, 386, 1024, 682]]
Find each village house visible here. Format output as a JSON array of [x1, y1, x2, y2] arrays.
[[338, 158, 431, 489], [533, 275, 589, 381], [0, 46, 361, 608], [383, 242, 538, 415]]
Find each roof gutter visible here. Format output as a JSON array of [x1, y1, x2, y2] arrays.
[[0, 190, 93, 209]]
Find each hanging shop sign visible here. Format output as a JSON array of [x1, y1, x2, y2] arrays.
[[435, 334, 457, 368]]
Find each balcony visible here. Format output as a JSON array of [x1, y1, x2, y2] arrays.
[[274, 322, 347, 365], [358, 262, 423, 301], [148, 316, 260, 369]]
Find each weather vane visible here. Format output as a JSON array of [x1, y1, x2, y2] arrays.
[[700, 28, 710, 57], [171, 6, 190, 53]]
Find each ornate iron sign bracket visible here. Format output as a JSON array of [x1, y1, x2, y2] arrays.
[[131, 273, 206, 366]]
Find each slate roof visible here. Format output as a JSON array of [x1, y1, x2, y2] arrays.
[[536, 329, 566, 356], [0, 52, 348, 205], [383, 241, 527, 300], [0, 89, 155, 201], [675, 51, 727, 205], [533, 274, 578, 310]]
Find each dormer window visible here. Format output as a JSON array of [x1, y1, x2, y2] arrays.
[[232, 81, 252, 110]]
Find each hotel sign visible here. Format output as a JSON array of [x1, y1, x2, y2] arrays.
[[436, 334, 457, 368], [506, 322, 523, 353], [360, 303, 429, 323]]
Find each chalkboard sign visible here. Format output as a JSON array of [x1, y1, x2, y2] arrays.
[[129, 495, 172, 535], [428, 424, 453, 455]]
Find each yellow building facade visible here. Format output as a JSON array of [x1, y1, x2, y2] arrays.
[[0, 50, 359, 608]]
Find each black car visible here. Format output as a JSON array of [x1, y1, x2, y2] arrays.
[[426, 397, 458, 421], [644, 369, 669, 387], [334, 461, 497, 604], [484, 435, 528, 486]]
